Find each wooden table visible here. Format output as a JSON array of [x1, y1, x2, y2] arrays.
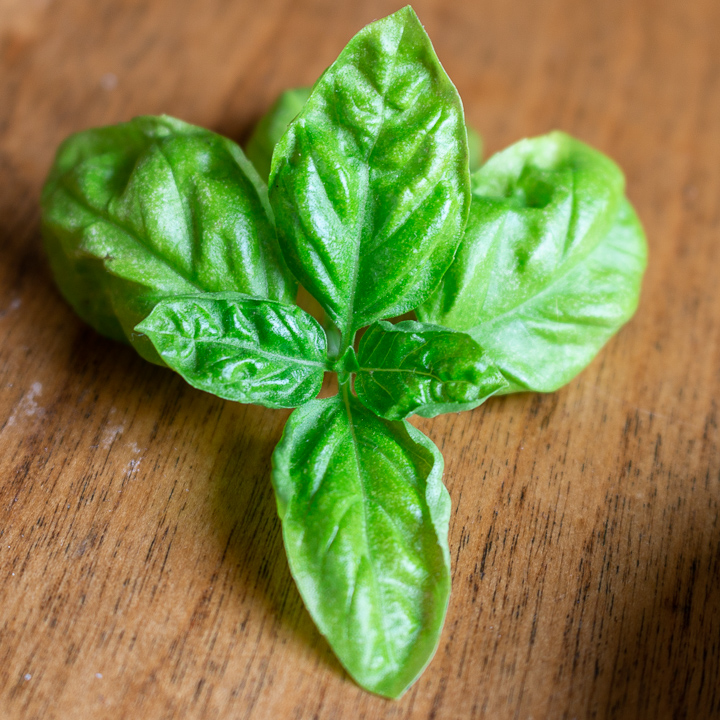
[[1, 0, 718, 717]]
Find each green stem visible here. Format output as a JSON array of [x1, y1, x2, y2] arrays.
[[322, 311, 343, 361], [339, 325, 356, 363]]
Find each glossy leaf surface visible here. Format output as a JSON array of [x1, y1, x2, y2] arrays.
[[419, 132, 646, 393], [41, 115, 296, 362], [245, 87, 311, 181], [272, 392, 451, 698], [135, 293, 326, 408], [355, 320, 507, 419], [269, 6, 470, 343]]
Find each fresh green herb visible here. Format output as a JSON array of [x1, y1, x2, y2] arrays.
[[41, 114, 296, 363], [467, 126, 484, 172], [136, 293, 328, 408], [418, 132, 647, 393], [272, 389, 451, 698], [268, 7, 471, 353], [245, 84, 485, 185], [355, 320, 507, 420], [41, 5, 646, 698], [245, 87, 312, 181]]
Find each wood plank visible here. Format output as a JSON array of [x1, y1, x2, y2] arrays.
[[0, 0, 718, 717]]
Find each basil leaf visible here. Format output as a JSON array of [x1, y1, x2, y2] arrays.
[[272, 392, 451, 698], [41, 115, 296, 362], [269, 6, 470, 345], [467, 126, 483, 172], [246, 85, 477, 185], [245, 87, 312, 181], [355, 320, 507, 420], [419, 132, 646, 393], [135, 293, 326, 408], [471, 198, 647, 392]]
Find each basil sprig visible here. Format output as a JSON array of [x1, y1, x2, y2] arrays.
[[245, 87, 312, 182], [136, 293, 328, 408], [355, 320, 508, 420], [42, 114, 296, 363], [268, 6, 471, 350], [418, 132, 647, 393], [272, 390, 451, 698], [41, 5, 647, 699]]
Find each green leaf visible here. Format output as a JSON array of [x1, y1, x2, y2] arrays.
[[333, 345, 360, 386], [272, 390, 451, 698], [467, 126, 483, 172], [419, 131, 647, 393], [269, 6, 470, 346], [41, 115, 297, 362], [135, 293, 326, 408], [245, 87, 312, 181], [245, 89, 478, 186], [355, 320, 507, 419]]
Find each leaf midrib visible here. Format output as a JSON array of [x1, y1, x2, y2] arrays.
[[62, 157, 206, 294], [185, 335, 326, 369], [359, 366, 446, 383], [341, 21, 407, 344], [342, 386, 399, 673]]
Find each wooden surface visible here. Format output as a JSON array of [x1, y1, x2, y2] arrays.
[[1, 0, 719, 717]]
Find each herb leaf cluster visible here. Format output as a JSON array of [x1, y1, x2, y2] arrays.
[[41, 6, 646, 699]]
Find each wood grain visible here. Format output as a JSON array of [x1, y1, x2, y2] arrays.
[[1, 0, 718, 717]]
